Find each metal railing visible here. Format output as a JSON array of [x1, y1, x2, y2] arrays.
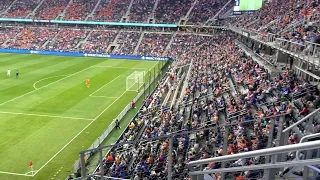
[[258, 32, 277, 43], [274, 38, 320, 66], [294, 66, 320, 87], [76, 112, 288, 180], [282, 108, 320, 135], [188, 141, 320, 179], [296, 133, 320, 180]]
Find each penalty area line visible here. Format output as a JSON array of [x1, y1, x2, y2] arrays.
[[89, 75, 122, 97], [0, 170, 33, 177], [92, 66, 146, 70], [89, 95, 118, 98], [32, 87, 129, 176]]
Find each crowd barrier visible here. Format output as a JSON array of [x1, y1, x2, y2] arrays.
[[0, 48, 174, 61]]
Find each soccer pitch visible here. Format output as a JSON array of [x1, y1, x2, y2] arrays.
[[0, 53, 161, 180]]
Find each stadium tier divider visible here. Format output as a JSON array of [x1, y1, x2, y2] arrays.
[[0, 18, 178, 28], [73, 60, 171, 176]]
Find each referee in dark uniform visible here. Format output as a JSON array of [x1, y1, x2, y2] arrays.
[[16, 70, 19, 79]]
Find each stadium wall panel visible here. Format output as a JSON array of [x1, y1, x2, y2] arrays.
[[0, 48, 174, 61]]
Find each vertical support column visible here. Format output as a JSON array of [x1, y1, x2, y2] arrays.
[[80, 153, 86, 177], [220, 126, 229, 180], [276, 116, 287, 163], [168, 137, 173, 180], [275, 49, 280, 65], [303, 149, 313, 180], [265, 152, 277, 180], [277, 116, 290, 179], [265, 118, 276, 178], [313, 148, 320, 178]]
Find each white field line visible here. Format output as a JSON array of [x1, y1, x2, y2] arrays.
[[0, 65, 96, 107], [89, 75, 122, 97], [33, 75, 68, 90], [0, 63, 143, 177], [0, 111, 94, 121], [1, 62, 159, 177], [93, 66, 146, 70], [90, 96, 118, 98], [25, 170, 38, 175], [32, 73, 138, 177], [0, 171, 33, 177]]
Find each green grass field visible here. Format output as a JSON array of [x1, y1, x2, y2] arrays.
[[0, 53, 160, 180]]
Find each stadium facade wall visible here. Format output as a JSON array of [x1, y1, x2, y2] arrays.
[[0, 48, 174, 61]]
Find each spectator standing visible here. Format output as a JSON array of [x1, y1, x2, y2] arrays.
[[115, 119, 121, 129], [131, 100, 135, 109]]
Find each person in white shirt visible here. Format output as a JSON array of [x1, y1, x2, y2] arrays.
[[7, 69, 10, 77]]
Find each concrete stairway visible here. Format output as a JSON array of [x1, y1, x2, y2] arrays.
[[26, 0, 46, 19], [56, 0, 73, 20], [133, 31, 145, 54], [163, 32, 177, 56], [85, 0, 102, 21], [1, 0, 19, 17]]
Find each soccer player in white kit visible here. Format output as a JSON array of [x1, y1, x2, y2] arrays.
[[7, 69, 10, 77]]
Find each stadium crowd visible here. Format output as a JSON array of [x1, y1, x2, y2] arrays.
[[137, 33, 173, 57], [0, 0, 229, 24], [64, 0, 98, 21], [114, 31, 141, 55], [0, 0, 13, 14], [93, 31, 320, 179], [187, 0, 232, 25], [35, 0, 69, 20], [5, 0, 40, 18], [0, 0, 319, 179], [81, 30, 117, 54], [129, 0, 155, 23], [46, 28, 89, 52], [7, 28, 60, 50], [94, 0, 131, 22], [155, 0, 193, 23], [0, 27, 21, 46]]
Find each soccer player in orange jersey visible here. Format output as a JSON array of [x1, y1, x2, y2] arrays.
[[86, 78, 90, 88]]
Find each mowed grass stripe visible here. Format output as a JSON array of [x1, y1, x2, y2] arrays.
[[0, 114, 91, 173], [0, 54, 56, 70], [0, 53, 31, 63]]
